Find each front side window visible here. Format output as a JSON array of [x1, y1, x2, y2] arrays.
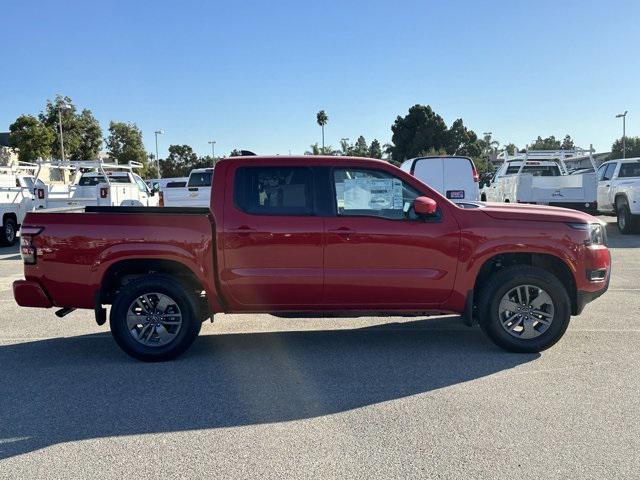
[[333, 168, 421, 220], [234, 166, 313, 215], [134, 176, 149, 193], [618, 163, 640, 178], [598, 163, 616, 182]]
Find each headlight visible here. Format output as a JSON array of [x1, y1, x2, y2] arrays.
[[567, 222, 607, 246]]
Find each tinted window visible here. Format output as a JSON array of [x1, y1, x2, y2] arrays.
[[599, 163, 616, 181], [505, 165, 561, 176], [234, 167, 313, 215], [79, 175, 106, 186], [166, 181, 187, 188], [189, 171, 213, 187], [333, 168, 421, 220], [618, 163, 640, 178]]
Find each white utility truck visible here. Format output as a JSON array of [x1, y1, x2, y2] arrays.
[[480, 148, 598, 214], [0, 163, 46, 245], [160, 168, 213, 207], [596, 157, 640, 234], [34, 161, 159, 209]]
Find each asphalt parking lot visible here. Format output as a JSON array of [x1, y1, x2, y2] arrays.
[[0, 217, 639, 479]]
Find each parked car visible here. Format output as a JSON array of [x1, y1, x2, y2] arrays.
[[481, 149, 598, 213], [400, 156, 479, 202], [161, 168, 213, 207], [14, 156, 610, 361], [0, 165, 45, 245], [34, 161, 159, 209], [596, 157, 640, 234]]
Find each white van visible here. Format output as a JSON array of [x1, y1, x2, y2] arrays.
[[400, 156, 480, 202]]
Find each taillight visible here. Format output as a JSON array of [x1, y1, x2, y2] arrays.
[[37, 188, 45, 199], [20, 226, 43, 265], [100, 187, 109, 199], [159, 191, 165, 207], [471, 163, 479, 182]]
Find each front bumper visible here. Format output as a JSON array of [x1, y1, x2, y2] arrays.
[[13, 280, 52, 308], [574, 274, 610, 315]]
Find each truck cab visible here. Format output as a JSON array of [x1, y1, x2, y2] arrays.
[[597, 158, 640, 233]]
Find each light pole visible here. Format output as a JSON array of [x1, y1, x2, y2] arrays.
[[57, 101, 72, 161], [154, 130, 164, 177], [208, 140, 216, 160], [615, 111, 628, 158]]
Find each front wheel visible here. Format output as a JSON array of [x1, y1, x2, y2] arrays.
[[477, 266, 571, 353], [110, 274, 202, 361]]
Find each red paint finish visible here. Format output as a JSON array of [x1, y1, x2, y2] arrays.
[[13, 280, 52, 308], [13, 156, 611, 320]]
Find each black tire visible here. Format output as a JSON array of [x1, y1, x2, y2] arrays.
[[110, 274, 202, 361], [616, 200, 637, 234], [477, 266, 571, 353], [0, 217, 18, 246]]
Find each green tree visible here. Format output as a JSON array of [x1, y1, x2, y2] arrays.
[[390, 105, 449, 161], [160, 144, 199, 177], [368, 139, 382, 159], [529, 135, 561, 150], [503, 143, 518, 155], [305, 143, 336, 155], [8, 115, 55, 162], [447, 119, 482, 157], [229, 149, 243, 157], [561, 135, 575, 150], [351, 135, 369, 157], [39, 95, 102, 160], [611, 136, 640, 159], [105, 121, 157, 178], [316, 110, 328, 150]]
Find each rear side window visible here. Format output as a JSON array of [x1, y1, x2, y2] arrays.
[[234, 167, 313, 215], [618, 163, 640, 178], [189, 171, 213, 187]]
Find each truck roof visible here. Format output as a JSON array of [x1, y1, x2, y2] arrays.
[[216, 155, 391, 167]]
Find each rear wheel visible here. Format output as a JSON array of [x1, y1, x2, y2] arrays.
[[0, 217, 17, 246], [110, 274, 202, 361], [478, 266, 571, 353], [616, 200, 637, 234]]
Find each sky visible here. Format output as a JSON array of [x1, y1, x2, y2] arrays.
[[1, 0, 639, 158]]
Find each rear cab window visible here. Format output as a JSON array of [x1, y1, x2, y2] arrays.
[[618, 163, 640, 178], [505, 164, 561, 176], [188, 171, 213, 188], [234, 166, 313, 215]]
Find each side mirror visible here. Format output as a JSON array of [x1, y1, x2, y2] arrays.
[[413, 196, 437, 216]]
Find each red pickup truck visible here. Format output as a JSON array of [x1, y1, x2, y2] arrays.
[[14, 156, 611, 361]]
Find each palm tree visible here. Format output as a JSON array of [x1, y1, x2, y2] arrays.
[[316, 110, 328, 150]]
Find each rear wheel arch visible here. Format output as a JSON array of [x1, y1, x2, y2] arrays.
[[472, 252, 577, 315], [99, 258, 212, 320]]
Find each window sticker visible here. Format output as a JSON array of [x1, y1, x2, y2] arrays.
[[342, 178, 403, 210]]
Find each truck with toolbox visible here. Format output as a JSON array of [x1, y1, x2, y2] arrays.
[[596, 157, 640, 234], [33, 161, 159, 209], [0, 163, 45, 245], [481, 149, 598, 213], [13, 156, 610, 361]]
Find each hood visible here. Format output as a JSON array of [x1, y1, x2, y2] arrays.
[[480, 202, 596, 224]]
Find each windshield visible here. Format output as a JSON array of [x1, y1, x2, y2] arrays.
[[188, 171, 213, 187], [505, 165, 561, 176]]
